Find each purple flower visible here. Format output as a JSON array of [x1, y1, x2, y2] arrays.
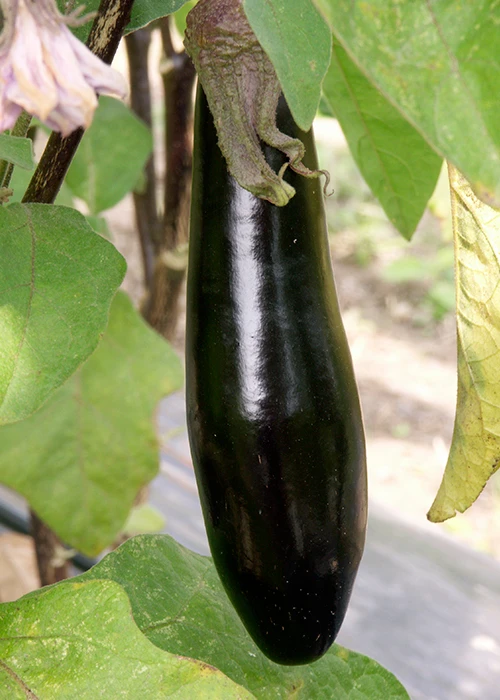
[[0, 0, 128, 136]]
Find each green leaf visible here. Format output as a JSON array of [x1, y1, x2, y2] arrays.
[[426, 280, 455, 318], [59, 0, 192, 42], [81, 535, 410, 699], [323, 39, 442, 239], [123, 503, 166, 536], [428, 166, 500, 522], [0, 579, 255, 699], [315, 0, 500, 207], [318, 94, 335, 119], [174, 0, 197, 37], [0, 292, 183, 554], [86, 215, 113, 240], [0, 134, 34, 170], [128, 0, 193, 34], [8, 166, 74, 206], [0, 203, 125, 426], [8, 166, 35, 203], [243, 0, 331, 131], [65, 97, 152, 215], [382, 257, 429, 284]]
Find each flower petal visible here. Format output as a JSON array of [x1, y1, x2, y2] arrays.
[[69, 32, 128, 99], [9, 6, 60, 117], [0, 99, 23, 131], [0, 0, 128, 136]]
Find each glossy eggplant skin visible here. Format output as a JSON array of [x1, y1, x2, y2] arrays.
[[186, 87, 367, 665]]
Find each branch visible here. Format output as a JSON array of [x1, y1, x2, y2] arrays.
[[23, 0, 136, 585], [141, 17, 196, 340], [125, 27, 158, 288], [30, 510, 70, 586]]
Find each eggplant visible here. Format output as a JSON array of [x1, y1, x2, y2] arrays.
[[186, 86, 367, 665]]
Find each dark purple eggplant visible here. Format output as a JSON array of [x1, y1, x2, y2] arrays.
[[186, 86, 367, 665]]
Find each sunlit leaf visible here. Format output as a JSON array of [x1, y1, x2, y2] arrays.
[[123, 503, 166, 536], [80, 534, 410, 699], [173, 0, 197, 37], [0, 579, 254, 699]]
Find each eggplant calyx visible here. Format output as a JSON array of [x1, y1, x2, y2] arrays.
[[184, 0, 324, 207]]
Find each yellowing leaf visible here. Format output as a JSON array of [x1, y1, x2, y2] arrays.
[[428, 165, 500, 522]]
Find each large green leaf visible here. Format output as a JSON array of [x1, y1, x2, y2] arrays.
[[81, 535, 409, 699], [0, 579, 255, 699], [243, 0, 331, 131], [0, 134, 34, 171], [65, 97, 152, 215], [316, 0, 500, 207], [323, 38, 442, 239], [428, 166, 500, 522], [0, 203, 125, 426], [0, 292, 183, 555], [60, 0, 192, 42]]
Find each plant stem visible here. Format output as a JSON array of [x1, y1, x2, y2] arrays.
[[23, 0, 136, 585], [0, 111, 33, 189], [125, 26, 158, 288], [22, 0, 135, 204], [141, 17, 196, 341], [30, 510, 70, 586]]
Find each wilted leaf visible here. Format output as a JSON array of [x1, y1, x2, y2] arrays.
[[0, 203, 125, 425], [243, 0, 331, 131], [65, 97, 152, 215], [0, 292, 183, 555], [81, 535, 410, 699], [428, 165, 500, 522], [323, 39, 442, 239], [0, 579, 255, 699], [316, 0, 500, 207]]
